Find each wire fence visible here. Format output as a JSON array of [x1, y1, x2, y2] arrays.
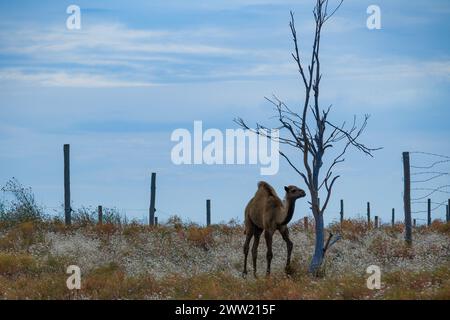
[[4, 149, 449, 227], [42, 149, 450, 227], [409, 151, 450, 220]]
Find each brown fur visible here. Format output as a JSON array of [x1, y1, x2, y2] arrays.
[[242, 181, 306, 277]]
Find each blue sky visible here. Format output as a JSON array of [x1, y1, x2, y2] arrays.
[[0, 0, 449, 225]]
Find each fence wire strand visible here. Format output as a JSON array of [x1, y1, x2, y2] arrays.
[[411, 171, 449, 176], [411, 173, 449, 183], [410, 151, 450, 159], [411, 200, 448, 214], [411, 159, 450, 169], [411, 185, 450, 200]]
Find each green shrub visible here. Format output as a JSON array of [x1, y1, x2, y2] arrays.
[[0, 178, 44, 226]]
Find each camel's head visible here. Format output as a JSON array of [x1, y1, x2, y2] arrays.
[[284, 185, 306, 200]]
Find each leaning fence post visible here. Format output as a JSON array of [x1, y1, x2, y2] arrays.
[[98, 205, 103, 225], [304, 216, 308, 231], [340, 199, 344, 224], [403, 152, 412, 245], [427, 198, 431, 226], [206, 199, 211, 226], [391, 208, 395, 227], [63, 144, 71, 226]]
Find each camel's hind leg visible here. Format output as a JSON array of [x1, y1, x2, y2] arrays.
[[279, 225, 293, 273], [251, 227, 263, 277], [242, 226, 254, 277], [264, 229, 274, 275]]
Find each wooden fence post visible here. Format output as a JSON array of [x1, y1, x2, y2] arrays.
[[98, 205, 103, 225], [340, 199, 344, 224], [427, 198, 431, 226], [149, 172, 156, 225], [367, 202, 371, 226], [403, 152, 412, 245], [63, 144, 71, 225], [413, 219, 416, 227], [374, 216, 379, 229], [155, 217, 158, 226], [304, 216, 308, 231], [391, 208, 395, 227], [206, 199, 211, 226]]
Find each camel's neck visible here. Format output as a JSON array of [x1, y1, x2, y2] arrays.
[[279, 197, 296, 225]]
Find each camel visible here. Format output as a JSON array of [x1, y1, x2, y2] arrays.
[[243, 181, 306, 277]]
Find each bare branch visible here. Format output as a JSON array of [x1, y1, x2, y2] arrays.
[[325, 115, 382, 157], [323, 232, 342, 256], [234, 118, 302, 149], [321, 175, 339, 212], [323, 0, 344, 24], [289, 11, 308, 88], [280, 151, 310, 188]]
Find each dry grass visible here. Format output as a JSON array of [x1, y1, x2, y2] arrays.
[[0, 221, 43, 251], [329, 219, 370, 241], [429, 220, 450, 235], [185, 226, 215, 250], [0, 219, 449, 300], [0, 253, 38, 276]]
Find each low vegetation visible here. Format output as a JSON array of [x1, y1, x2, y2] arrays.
[[0, 179, 449, 299], [0, 218, 448, 299]]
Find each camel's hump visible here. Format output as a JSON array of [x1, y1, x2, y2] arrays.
[[257, 181, 278, 197]]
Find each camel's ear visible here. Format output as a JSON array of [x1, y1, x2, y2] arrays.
[[284, 186, 289, 192]]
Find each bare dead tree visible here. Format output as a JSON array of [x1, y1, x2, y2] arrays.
[[235, 0, 380, 276]]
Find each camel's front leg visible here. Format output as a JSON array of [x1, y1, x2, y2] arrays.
[[279, 225, 293, 273]]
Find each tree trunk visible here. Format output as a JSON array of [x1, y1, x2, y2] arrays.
[[308, 201, 324, 275], [307, 147, 325, 275]]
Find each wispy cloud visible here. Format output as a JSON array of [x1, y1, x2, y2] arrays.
[[0, 23, 246, 87], [0, 69, 156, 88], [328, 55, 450, 80], [0, 23, 241, 55]]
